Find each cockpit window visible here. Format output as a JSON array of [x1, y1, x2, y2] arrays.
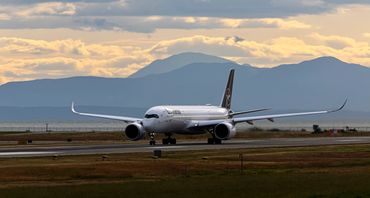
[[144, 114, 159, 119]]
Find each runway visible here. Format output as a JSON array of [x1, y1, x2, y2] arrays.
[[1, 136, 370, 157]]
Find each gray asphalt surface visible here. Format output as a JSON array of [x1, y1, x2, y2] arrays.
[[1, 136, 370, 157]]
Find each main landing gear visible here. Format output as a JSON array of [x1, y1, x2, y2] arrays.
[[207, 131, 222, 144], [207, 137, 222, 144], [162, 133, 176, 145], [149, 133, 156, 145], [148, 133, 177, 145]]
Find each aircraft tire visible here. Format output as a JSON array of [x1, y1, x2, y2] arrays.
[[215, 139, 222, 144], [207, 138, 215, 144], [162, 139, 168, 145]]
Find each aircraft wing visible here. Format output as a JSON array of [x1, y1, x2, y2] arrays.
[[71, 102, 142, 123], [229, 108, 270, 117], [189, 100, 347, 128]]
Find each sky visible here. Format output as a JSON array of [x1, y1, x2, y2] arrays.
[[1, 0, 370, 84]]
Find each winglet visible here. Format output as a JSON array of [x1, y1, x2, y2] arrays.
[[71, 102, 77, 114], [329, 99, 347, 113]]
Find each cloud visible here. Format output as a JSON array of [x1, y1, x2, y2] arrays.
[[0, 13, 10, 21], [16, 2, 77, 17], [363, 33, 370, 38], [0, 15, 311, 32], [3, 0, 370, 19], [1, 34, 370, 84], [0, 55, 154, 83], [150, 35, 316, 60], [75, 0, 330, 18], [0, 37, 92, 56], [0, 37, 155, 83], [220, 18, 311, 29], [149, 35, 370, 67], [150, 35, 248, 58], [61, 0, 370, 18], [0, 0, 115, 5], [0, 0, 369, 32], [310, 33, 357, 49]]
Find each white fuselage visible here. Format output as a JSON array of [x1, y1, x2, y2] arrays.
[[142, 105, 229, 134]]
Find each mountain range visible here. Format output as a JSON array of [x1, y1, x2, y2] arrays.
[[0, 52, 370, 121]]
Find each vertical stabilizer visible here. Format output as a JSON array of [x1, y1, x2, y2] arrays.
[[220, 69, 234, 109]]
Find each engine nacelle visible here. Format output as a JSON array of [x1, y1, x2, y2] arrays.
[[124, 123, 146, 141], [214, 122, 236, 140]]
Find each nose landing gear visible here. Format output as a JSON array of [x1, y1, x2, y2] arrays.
[[149, 133, 156, 145]]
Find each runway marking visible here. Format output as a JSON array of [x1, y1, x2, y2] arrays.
[[286, 139, 306, 142], [146, 146, 187, 149], [231, 140, 264, 143], [336, 139, 362, 142], [0, 151, 58, 156]]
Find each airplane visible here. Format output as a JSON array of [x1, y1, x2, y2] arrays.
[[71, 69, 347, 145]]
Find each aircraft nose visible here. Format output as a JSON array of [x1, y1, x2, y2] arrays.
[[142, 119, 155, 132]]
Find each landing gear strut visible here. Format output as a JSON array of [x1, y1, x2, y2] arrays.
[[207, 131, 222, 144], [149, 133, 156, 145], [162, 133, 176, 145]]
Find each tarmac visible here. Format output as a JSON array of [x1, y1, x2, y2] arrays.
[[1, 136, 370, 157]]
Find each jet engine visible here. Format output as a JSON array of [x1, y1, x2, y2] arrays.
[[214, 122, 236, 140], [125, 123, 146, 141]]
